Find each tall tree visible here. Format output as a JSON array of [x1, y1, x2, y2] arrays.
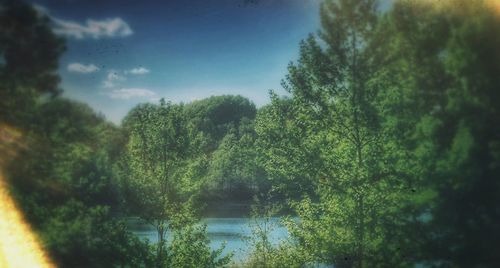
[[6, 98, 152, 268], [121, 99, 232, 267], [372, 0, 500, 265], [0, 0, 65, 125], [406, 0, 500, 265], [256, 0, 413, 266], [121, 100, 191, 266]]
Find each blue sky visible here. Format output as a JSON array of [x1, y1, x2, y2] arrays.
[[30, 0, 323, 124]]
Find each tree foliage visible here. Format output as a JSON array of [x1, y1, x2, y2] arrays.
[[5, 98, 150, 268], [0, 0, 65, 125], [255, 0, 500, 266], [120, 99, 234, 267]]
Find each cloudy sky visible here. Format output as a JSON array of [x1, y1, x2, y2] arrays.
[[30, 0, 323, 123]]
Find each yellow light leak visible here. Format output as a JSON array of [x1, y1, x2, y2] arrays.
[[487, 0, 500, 14], [0, 124, 55, 268]]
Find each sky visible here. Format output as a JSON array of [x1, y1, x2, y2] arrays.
[[29, 0, 323, 124]]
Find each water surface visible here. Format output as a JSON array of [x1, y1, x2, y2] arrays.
[[129, 217, 289, 262]]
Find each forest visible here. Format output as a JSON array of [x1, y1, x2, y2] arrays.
[[1, 0, 499, 267]]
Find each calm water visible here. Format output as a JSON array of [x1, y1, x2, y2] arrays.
[[129, 217, 290, 262]]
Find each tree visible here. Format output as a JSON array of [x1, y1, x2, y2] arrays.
[[396, 0, 500, 265], [184, 95, 257, 146], [6, 98, 151, 267], [0, 0, 65, 125], [368, 1, 500, 266], [244, 194, 281, 268], [121, 99, 231, 267], [430, 2, 500, 264], [121, 100, 191, 266], [256, 0, 413, 266], [167, 224, 232, 268], [182, 95, 269, 203], [207, 118, 267, 201]]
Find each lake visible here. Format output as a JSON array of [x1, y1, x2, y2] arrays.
[[129, 217, 290, 262]]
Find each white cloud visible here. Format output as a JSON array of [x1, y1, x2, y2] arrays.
[[101, 67, 150, 88], [105, 88, 157, 100], [127, 67, 150, 75], [101, 70, 126, 88], [67, 63, 99, 73], [53, 17, 133, 39], [107, 71, 126, 81], [32, 5, 133, 40]]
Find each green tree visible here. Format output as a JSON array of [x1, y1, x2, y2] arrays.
[[244, 194, 281, 268], [397, 0, 500, 265], [207, 118, 267, 201], [0, 0, 65, 125], [167, 224, 232, 268], [370, 1, 500, 266], [121, 100, 191, 266], [182, 95, 269, 204], [184, 95, 257, 147], [256, 0, 413, 266], [121, 99, 230, 267], [430, 3, 500, 264], [6, 98, 152, 267]]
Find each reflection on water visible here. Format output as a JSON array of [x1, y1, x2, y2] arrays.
[[129, 217, 290, 262]]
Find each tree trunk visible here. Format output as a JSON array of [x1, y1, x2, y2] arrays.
[[156, 222, 166, 267], [357, 195, 365, 268]]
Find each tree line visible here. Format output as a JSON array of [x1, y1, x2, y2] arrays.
[[1, 0, 499, 267]]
